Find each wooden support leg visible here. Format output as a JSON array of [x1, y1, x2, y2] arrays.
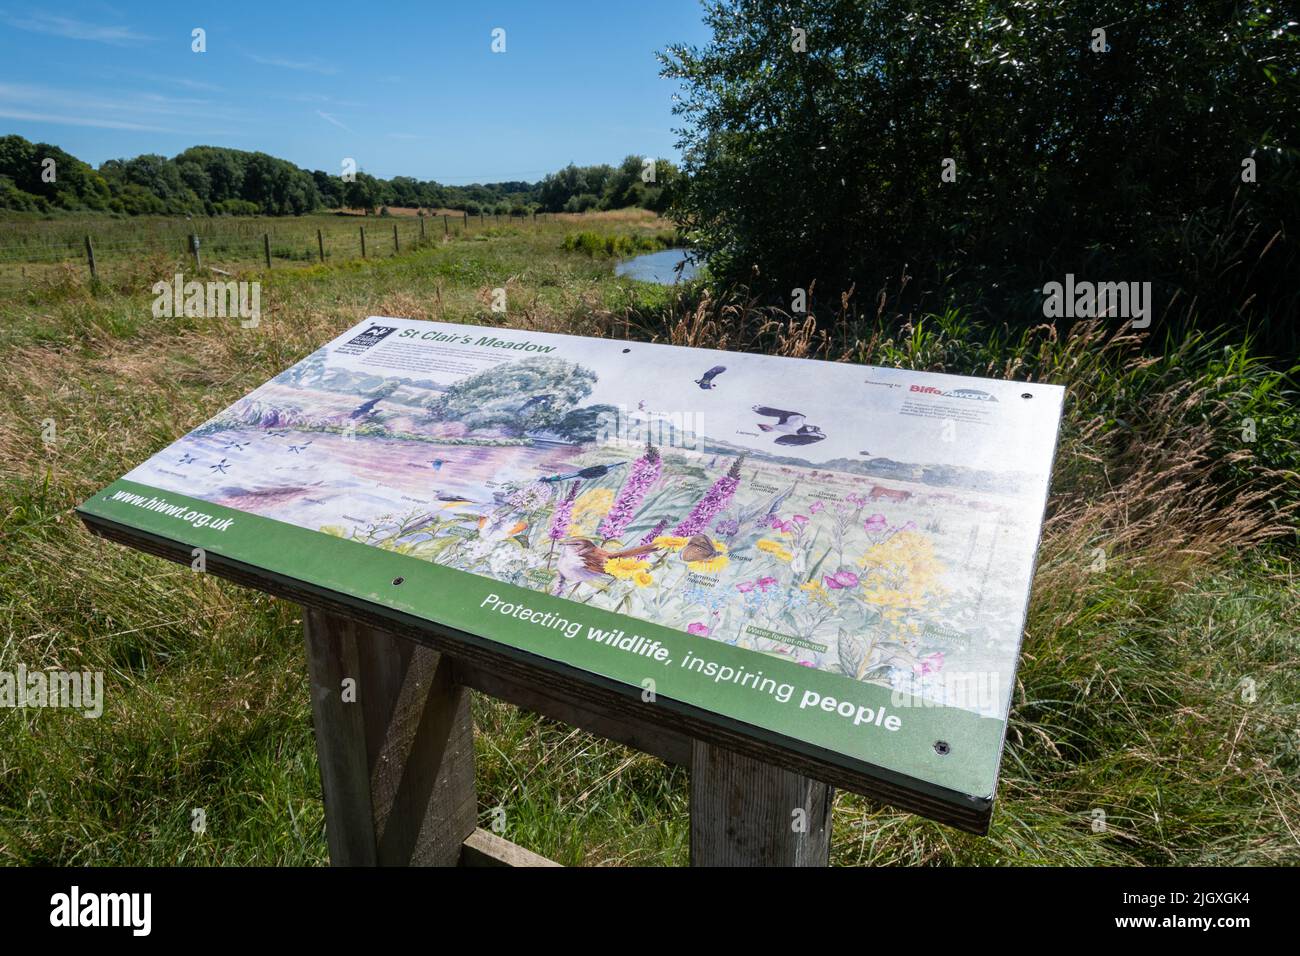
[[303, 608, 477, 866], [689, 740, 833, 866]]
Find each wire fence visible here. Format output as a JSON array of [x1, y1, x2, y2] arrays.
[[0, 211, 557, 291]]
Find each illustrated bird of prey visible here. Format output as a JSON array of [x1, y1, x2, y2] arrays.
[[751, 406, 827, 446], [436, 492, 475, 509], [350, 396, 383, 419], [556, 538, 659, 589], [694, 365, 726, 389], [539, 462, 627, 483], [429, 459, 445, 471]]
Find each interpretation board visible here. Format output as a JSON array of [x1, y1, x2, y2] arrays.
[[78, 317, 1064, 832]]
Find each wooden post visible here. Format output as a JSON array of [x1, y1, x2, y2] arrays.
[[263, 233, 271, 268], [189, 234, 201, 270], [463, 210, 468, 230], [84, 235, 97, 280], [689, 741, 832, 866], [443, 214, 449, 236], [360, 226, 366, 258], [419, 216, 425, 241], [317, 229, 325, 262], [393, 222, 399, 253], [480, 211, 485, 228], [303, 608, 477, 866]]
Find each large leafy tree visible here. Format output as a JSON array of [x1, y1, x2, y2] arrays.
[[661, 1, 1299, 334]]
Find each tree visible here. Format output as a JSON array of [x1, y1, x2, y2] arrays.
[[660, 0, 1300, 340]]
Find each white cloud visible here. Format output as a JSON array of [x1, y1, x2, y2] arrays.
[[247, 53, 339, 75], [1, 12, 154, 45], [316, 110, 352, 132]]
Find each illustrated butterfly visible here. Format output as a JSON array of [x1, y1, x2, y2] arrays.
[[679, 534, 723, 564]]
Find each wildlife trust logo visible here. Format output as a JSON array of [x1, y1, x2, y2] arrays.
[[151, 272, 261, 328]]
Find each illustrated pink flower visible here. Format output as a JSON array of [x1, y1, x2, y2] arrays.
[[767, 514, 792, 533], [809, 501, 824, 514], [600, 443, 661, 541], [792, 514, 809, 525], [914, 652, 945, 675], [824, 570, 860, 589], [548, 480, 582, 541], [687, 622, 711, 636], [736, 580, 756, 593], [863, 513, 887, 533], [674, 456, 744, 537], [846, 493, 868, 508], [756, 575, 778, 590]]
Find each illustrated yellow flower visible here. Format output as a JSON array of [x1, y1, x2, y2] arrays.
[[800, 580, 832, 606], [652, 535, 689, 551], [756, 538, 793, 561], [567, 487, 615, 535], [857, 531, 946, 617], [633, 570, 654, 587], [604, 556, 649, 579]]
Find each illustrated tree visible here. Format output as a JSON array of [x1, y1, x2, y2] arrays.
[[431, 358, 598, 435]]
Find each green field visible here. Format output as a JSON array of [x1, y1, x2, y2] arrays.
[[0, 209, 1296, 865]]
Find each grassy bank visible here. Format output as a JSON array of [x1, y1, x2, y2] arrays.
[[0, 210, 1296, 865]]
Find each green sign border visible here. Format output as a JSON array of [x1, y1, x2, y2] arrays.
[[78, 478, 1008, 815]]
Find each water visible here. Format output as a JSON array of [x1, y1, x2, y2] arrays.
[[615, 248, 700, 284]]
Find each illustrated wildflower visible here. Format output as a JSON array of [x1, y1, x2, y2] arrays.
[[685, 541, 729, 574], [756, 538, 793, 561], [633, 570, 654, 587], [604, 556, 649, 579], [673, 456, 743, 537], [824, 570, 860, 589], [800, 580, 832, 605], [549, 480, 582, 542], [567, 487, 614, 536], [599, 442, 661, 541], [864, 513, 888, 534], [713, 517, 740, 538], [640, 517, 669, 545], [858, 531, 946, 621], [652, 535, 689, 551], [687, 622, 710, 636]]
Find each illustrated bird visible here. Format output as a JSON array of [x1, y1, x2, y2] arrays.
[[539, 462, 627, 483], [350, 396, 382, 419], [436, 492, 475, 509], [477, 512, 529, 543], [556, 538, 659, 587], [429, 458, 445, 471], [694, 365, 726, 389], [752, 406, 827, 446]]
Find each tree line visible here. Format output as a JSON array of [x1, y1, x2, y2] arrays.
[[0, 135, 679, 218]]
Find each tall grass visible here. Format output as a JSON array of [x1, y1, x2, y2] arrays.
[[0, 211, 1296, 865]]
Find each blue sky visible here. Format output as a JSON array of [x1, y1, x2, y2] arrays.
[[0, 1, 711, 183]]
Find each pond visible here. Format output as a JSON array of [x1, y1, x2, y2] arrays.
[[615, 248, 701, 284]]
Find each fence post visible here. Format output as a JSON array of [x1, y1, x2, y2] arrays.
[[263, 233, 271, 268], [84, 235, 97, 281], [480, 211, 485, 228], [419, 216, 425, 241], [444, 214, 449, 236], [360, 226, 366, 259], [189, 234, 201, 271], [463, 211, 468, 230], [317, 229, 325, 262], [393, 222, 399, 253]]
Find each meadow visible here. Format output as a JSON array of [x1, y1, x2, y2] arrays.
[[0, 209, 1296, 865]]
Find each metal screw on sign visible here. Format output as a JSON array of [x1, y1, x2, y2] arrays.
[[934, 741, 951, 756]]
